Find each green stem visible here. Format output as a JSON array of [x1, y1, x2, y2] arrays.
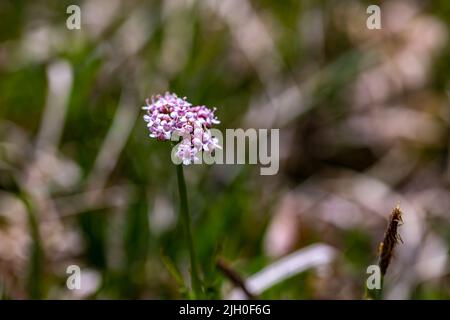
[[19, 192, 44, 299], [375, 275, 384, 300], [176, 164, 201, 298], [365, 274, 384, 300]]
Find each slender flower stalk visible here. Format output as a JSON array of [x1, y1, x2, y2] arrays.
[[176, 163, 201, 298]]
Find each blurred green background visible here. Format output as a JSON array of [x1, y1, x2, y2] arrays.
[[0, 0, 449, 299]]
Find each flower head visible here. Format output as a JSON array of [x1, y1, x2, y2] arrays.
[[143, 92, 220, 164]]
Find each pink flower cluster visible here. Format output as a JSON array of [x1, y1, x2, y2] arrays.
[[143, 92, 220, 165]]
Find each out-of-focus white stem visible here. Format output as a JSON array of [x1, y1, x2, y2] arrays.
[[36, 60, 73, 151], [227, 243, 338, 299], [86, 88, 139, 189]]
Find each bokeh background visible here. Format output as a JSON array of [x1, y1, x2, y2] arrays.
[[0, 0, 449, 299]]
